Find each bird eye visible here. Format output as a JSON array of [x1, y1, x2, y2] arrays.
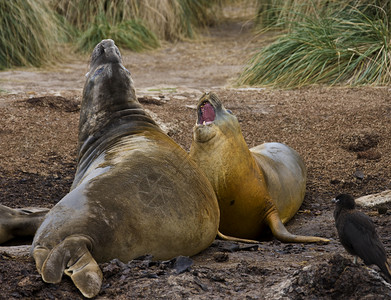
[[226, 109, 233, 114]]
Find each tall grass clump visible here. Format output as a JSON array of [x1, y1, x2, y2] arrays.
[[239, 5, 391, 87], [50, 0, 225, 51], [255, 0, 391, 30], [77, 14, 159, 53], [0, 0, 66, 70]]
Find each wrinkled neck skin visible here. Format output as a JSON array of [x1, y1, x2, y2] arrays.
[[189, 95, 274, 234], [74, 40, 159, 188], [190, 116, 255, 194]]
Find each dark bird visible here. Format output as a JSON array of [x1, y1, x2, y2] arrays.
[[333, 193, 391, 281]]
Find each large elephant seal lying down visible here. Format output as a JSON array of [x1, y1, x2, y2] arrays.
[[189, 92, 329, 243], [0, 40, 219, 298]]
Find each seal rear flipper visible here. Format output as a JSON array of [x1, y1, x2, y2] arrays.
[[33, 235, 102, 298], [266, 211, 330, 243], [217, 231, 260, 244], [0, 205, 48, 244], [32, 245, 51, 275], [64, 249, 103, 298]]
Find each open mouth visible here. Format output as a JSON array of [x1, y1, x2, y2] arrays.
[[198, 101, 216, 125]]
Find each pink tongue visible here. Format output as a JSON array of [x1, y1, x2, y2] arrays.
[[201, 102, 215, 123]]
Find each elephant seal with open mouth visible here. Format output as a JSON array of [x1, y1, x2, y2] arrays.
[[0, 40, 219, 298], [189, 92, 329, 244]]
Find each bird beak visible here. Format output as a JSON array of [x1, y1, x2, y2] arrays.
[[332, 198, 338, 204]]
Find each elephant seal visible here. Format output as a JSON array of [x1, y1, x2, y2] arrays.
[[189, 92, 329, 243], [12, 40, 219, 298], [0, 206, 49, 244]]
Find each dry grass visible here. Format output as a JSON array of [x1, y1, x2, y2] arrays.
[[239, 3, 391, 87], [0, 0, 67, 69]]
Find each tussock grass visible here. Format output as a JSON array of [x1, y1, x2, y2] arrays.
[[239, 5, 391, 87], [76, 14, 159, 53], [256, 0, 391, 29], [1, 0, 226, 68], [0, 0, 66, 70], [51, 0, 224, 42]]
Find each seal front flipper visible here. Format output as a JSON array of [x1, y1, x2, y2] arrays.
[[33, 235, 102, 298], [0, 205, 49, 244], [266, 211, 330, 243], [217, 231, 259, 244]]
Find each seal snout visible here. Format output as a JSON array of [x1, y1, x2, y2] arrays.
[[91, 39, 122, 67]]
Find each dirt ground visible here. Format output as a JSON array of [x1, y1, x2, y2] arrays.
[[1, 7, 391, 300]]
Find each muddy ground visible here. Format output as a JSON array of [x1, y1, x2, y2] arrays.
[[1, 8, 391, 300]]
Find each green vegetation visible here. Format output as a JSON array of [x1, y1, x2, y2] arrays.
[[0, 0, 66, 70], [239, 1, 391, 87], [255, 0, 391, 29], [76, 15, 159, 53], [0, 0, 225, 69], [51, 0, 224, 52]]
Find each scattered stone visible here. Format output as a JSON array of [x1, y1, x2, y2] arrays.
[[339, 130, 380, 152], [173, 95, 188, 100], [24, 96, 80, 112], [194, 277, 209, 291], [0, 245, 30, 257], [213, 240, 240, 252], [356, 190, 391, 207], [357, 149, 382, 160], [354, 170, 365, 180], [172, 256, 193, 274], [213, 240, 259, 252], [214, 252, 229, 262], [138, 96, 168, 105], [378, 206, 388, 215], [277, 254, 391, 299]]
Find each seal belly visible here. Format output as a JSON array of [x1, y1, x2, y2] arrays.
[[250, 142, 306, 223], [214, 157, 269, 239]]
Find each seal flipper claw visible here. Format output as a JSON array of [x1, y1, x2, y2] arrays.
[[267, 212, 330, 243]]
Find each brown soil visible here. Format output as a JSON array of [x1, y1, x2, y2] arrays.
[[1, 9, 391, 300]]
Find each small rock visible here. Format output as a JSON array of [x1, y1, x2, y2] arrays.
[[214, 252, 229, 262], [354, 170, 365, 180], [330, 178, 341, 184], [173, 256, 193, 274], [217, 241, 240, 252], [357, 149, 381, 160], [378, 206, 387, 215], [173, 95, 187, 100], [194, 277, 208, 291], [356, 190, 391, 207]]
